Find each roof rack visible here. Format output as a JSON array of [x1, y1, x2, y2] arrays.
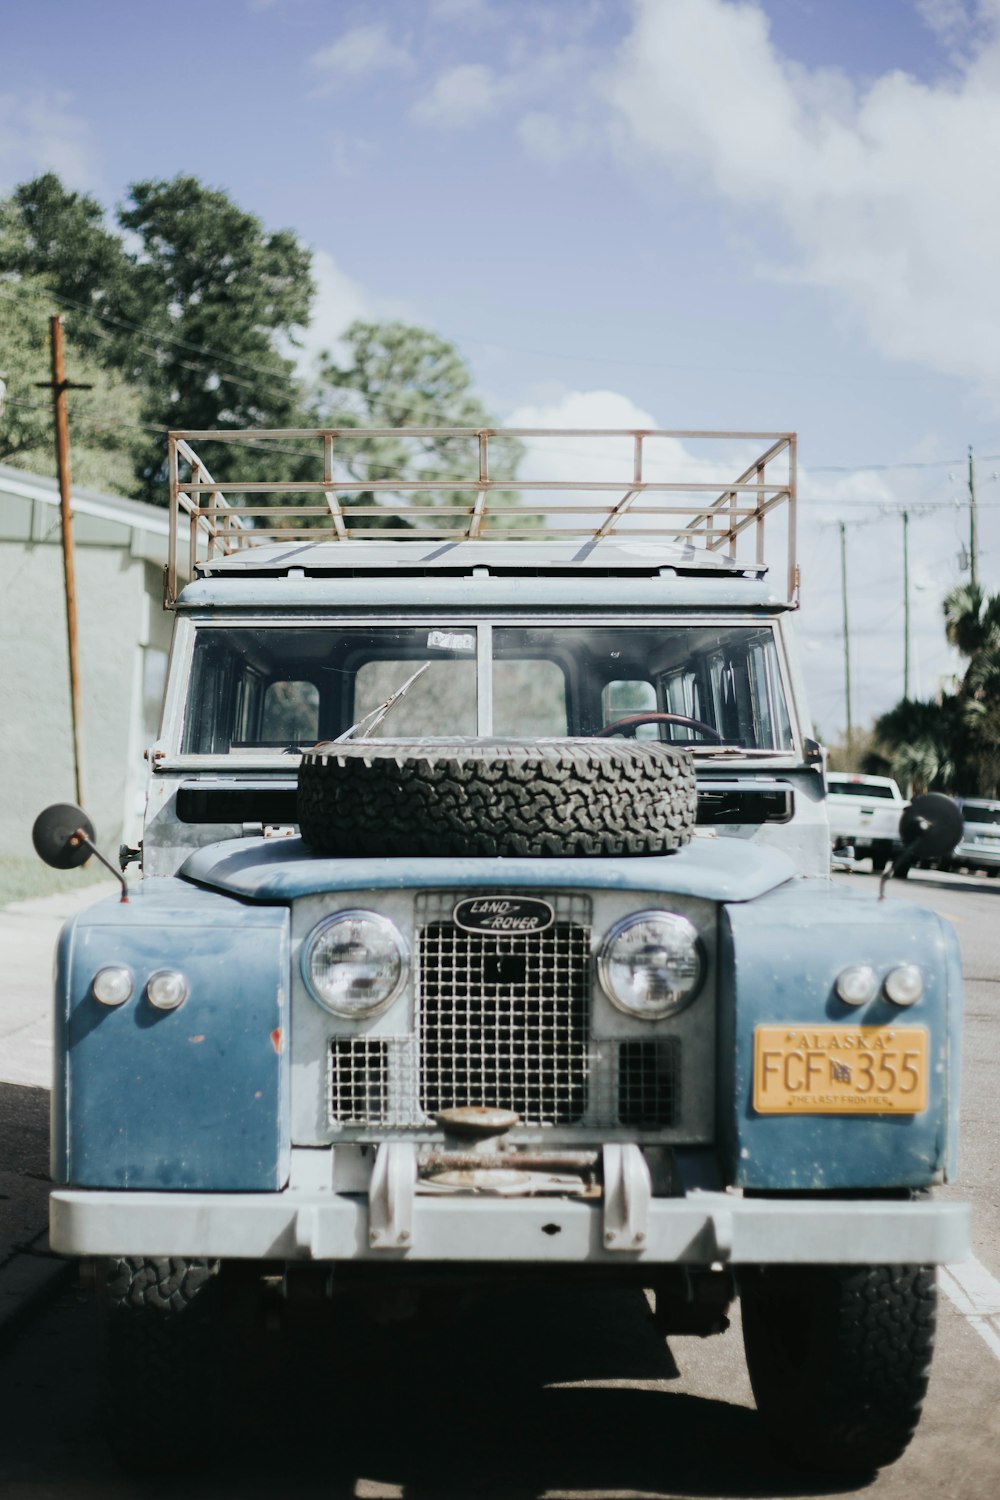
[[166, 427, 797, 605]]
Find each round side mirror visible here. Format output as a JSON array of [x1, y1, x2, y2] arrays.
[[899, 793, 963, 859], [32, 803, 96, 870]]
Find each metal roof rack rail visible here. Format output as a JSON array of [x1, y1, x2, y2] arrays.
[[166, 427, 797, 606]]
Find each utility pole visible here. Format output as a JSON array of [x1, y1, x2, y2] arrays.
[[35, 316, 91, 807], [839, 521, 853, 752], [968, 445, 979, 592], [902, 509, 911, 700]]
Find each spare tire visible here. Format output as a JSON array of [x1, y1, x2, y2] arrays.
[[298, 738, 696, 858]]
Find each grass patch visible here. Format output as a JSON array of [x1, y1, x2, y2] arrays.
[[0, 855, 112, 909]]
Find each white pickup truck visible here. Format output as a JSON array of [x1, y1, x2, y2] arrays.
[[827, 772, 907, 872]]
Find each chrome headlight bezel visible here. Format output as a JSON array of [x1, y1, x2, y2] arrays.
[[302, 910, 409, 1019], [597, 910, 704, 1020]]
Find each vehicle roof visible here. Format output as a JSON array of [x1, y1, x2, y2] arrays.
[[957, 796, 1000, 808], [175, 571, 792, 613], [194, 537, 765, 579], [177, 538, 794, 611]]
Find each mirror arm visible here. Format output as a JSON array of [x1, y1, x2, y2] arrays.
[[879, 849, 913, 901], [70, 829, 129, 904]]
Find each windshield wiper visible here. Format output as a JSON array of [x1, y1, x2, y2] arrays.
[[687, 745, 787, 758], [334, 662, 431, 742]]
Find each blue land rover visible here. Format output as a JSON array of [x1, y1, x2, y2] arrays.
[[36, 428, 968, 1475]]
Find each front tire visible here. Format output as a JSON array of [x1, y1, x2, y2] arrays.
[[740, 1263, 936, 1474], [101, 1257, 224, 1474]]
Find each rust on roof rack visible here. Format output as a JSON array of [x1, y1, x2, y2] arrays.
[[166, 427, 797, 606]]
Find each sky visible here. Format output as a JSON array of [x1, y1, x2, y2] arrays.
[[3, 0, 1000, 741]]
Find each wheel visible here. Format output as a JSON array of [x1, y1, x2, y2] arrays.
[[101, 1257, 224, 1473], [870, 841, 892, 874], [298, 737, 697, 857], [595, 711, 724, 740], [740, 1263, 936, 1475]]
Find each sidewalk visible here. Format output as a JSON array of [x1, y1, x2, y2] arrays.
[[0, 884, 114, 1340]]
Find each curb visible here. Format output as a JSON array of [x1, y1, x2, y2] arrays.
[[0, 1229, 75, 1347]]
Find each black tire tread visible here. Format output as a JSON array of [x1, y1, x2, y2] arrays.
[[102, 1256, 222, 1473], [298, 737, 697, 857], [740, 1262, 936, 1474]]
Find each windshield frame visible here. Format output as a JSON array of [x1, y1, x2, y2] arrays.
[[158, 611, 806, 769]]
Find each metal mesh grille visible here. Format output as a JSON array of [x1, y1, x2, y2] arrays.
[[416, 892, 592, 1127], [329, 1038, 390, 1126], [617, 1039, 681, 1128]]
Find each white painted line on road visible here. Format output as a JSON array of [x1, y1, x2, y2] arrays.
[[941, 1258, 1000, 1363]]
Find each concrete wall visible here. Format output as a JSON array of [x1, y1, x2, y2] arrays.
[[0, 469, 172, 859]]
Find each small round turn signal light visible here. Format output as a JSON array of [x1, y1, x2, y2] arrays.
[[147, 970, 189, 1011], [92, 967, 133, 1006], [835, 964, 879, 1006]]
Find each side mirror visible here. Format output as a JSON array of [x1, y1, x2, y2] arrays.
[[32, 803, 97, 869], [880, 793, 963, 896], [31, 803, 129, 902]]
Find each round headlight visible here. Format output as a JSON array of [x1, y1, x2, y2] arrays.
[[147, 970, 188, 1011], [598, 911, 703, 1019], [303, 911, 407, 1018], [835, 964, 879, 1006], [885, 963, 924, 1006], [92, 966, 133, 1006]]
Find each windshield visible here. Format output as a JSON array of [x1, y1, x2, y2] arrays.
[[180, 622, 794, 754]]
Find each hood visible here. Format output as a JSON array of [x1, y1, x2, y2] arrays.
[[179, 834, 796, 905]]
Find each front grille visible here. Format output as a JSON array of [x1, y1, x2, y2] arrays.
[[325, 892, 701, 1136], [329, 1038, 390, 1127], [617, 1039, 681, 1127], [417, 894, 591, 1127]]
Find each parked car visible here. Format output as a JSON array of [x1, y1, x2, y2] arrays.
[[826, 771, 907, 872], [943, 797, 1000, 876], [33, 428, 967, 1478]]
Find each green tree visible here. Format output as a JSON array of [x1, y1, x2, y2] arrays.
[[0, 173, 316, 501], [0, 277, 144, 494], [868, 583, 1000, 796], [313, 320, 525, 532]]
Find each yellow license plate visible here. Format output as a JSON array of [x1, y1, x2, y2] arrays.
[[753, 1026, 929, 1114]]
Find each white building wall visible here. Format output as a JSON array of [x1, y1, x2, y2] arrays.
[[0, 469, 172, 859]]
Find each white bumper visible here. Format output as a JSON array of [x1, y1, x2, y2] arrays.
[[50, 1145, 969, 1266]]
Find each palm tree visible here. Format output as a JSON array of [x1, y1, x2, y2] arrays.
[[870, 585, 1000, 797], [869, 695, 970, 794]]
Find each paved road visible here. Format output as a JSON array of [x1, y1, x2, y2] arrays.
[[0, 868, 998, 1497], [0, 884, 115, 1088]]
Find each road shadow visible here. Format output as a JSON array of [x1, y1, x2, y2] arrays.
[[0, 1280, 863, 1499]]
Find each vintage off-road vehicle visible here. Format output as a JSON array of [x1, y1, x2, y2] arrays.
[[36, 428, 968, 1475]]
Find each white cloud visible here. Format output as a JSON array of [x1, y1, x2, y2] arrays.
[[412, 63, 507, 127], [310, 24, 412, 84], [427, 0, 497, 24], [0, 91, 98, 193], [289, 249, 375, 373], [602, 0, 1000, 386], [517, 111, 591, 164]]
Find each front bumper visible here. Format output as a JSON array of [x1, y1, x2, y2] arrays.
[[955, 839, 1000, 869], [50, 1143, 970, 1266]]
